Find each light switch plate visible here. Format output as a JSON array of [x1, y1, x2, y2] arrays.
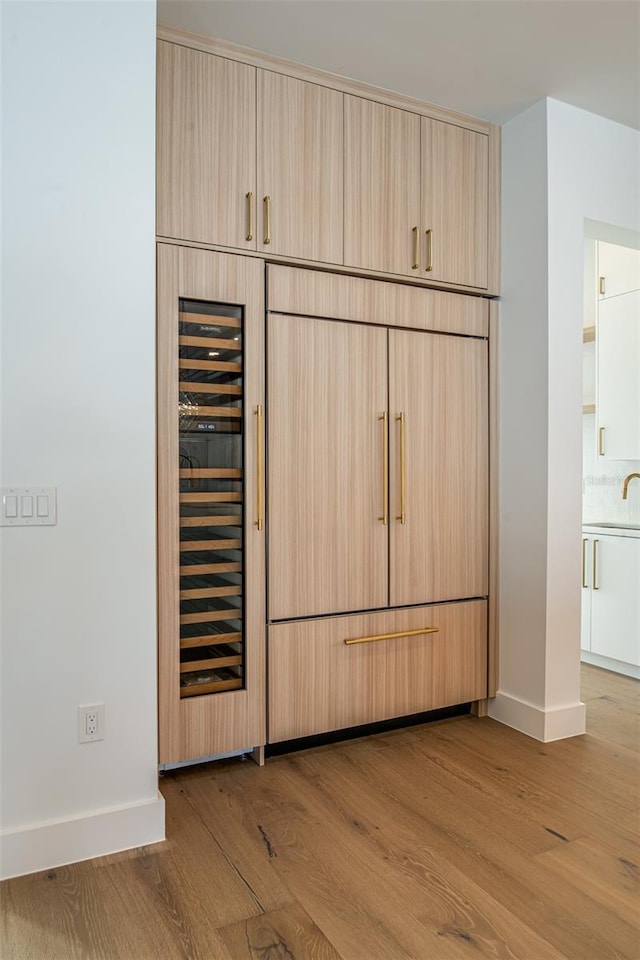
[[1, 487, 57, 526]]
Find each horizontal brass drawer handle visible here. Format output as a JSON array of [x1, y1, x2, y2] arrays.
[[344, 627, 439, 646]]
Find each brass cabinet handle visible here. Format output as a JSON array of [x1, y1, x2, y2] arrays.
[[345, 627, 439, 646], [598, 426, 605, 456], [592, 539, 599, 589], [425, 229, 434, 272], [582, 538, 589, 588], [255, 404, 264, 531], [378, 412, 388, 525], [245, 192, 253, 241], [599, 276, 605, 296], [263, 195, 271, 245], [396, 412, 406, 524], [412, 226, 420, 270]]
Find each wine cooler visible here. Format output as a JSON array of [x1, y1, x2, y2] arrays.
[[158, 245, 265, 764]]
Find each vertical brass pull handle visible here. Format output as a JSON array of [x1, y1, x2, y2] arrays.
[[378, 412, 388, 524], [245, 192, 253, 241], [263, 196, 271, 245], [255, 404, 264, 531], [599, 276, 605, 295], [412, 226, 420, 270], [396, 412, 406, 524], [592, 539, 599, 589], [425, 229, 434, 272], [582, 538, 588, 588], [598, 426, 605, 456]]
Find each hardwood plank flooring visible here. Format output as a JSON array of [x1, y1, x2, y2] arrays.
[[2, 663, 638, 959]]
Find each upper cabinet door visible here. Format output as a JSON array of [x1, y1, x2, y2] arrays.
[[389, 329, 488, 607], [597, 290, 640, 460], [157, 42, 257, 250], [258, 72, 343, 264], [268, 314, 388, 620], [344, 96, 421, 277], [598, 242, 640, 299], [421, 119, 489, 289]]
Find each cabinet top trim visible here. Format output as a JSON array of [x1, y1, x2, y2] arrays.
[[157, 25, 496, 137]]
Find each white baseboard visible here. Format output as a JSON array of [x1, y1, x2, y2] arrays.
[[488, 691, 586, 742], [0, 792, 165, 880], [581, 651, 640, 680]]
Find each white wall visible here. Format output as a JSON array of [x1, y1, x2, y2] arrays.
[[492, 98, 640, 739], [0, 0, 163, 878], [493, 100, 550, 735]]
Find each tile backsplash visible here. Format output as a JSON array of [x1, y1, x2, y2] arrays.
[[583, 413, 640, 524]]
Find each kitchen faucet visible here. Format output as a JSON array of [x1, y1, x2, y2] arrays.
[[621, 473, 640, 499]]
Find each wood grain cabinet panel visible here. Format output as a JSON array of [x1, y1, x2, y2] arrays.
[[389, 329, 489, 606], [421, 118, 489, 288], [267, 265, 488, 337], [157, 41, 256, 250], [344, 95, 421, 277], [267, 313, 389, 620], [258, 71, 343, 264], [268, 600, 488, 742]]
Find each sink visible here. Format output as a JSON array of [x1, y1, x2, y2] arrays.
[[584, 522, 640, 531]]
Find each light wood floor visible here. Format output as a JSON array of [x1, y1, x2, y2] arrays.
[[2, 664, 639, 959]]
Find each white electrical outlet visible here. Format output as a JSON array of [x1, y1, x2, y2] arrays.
[[78, 704, 105, 743]]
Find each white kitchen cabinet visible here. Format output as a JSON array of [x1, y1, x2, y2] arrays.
[[581, 530, 640, 677], [580, 534, 592, 653], [597, 290, 640, 459], [597, 242, 640, 300]]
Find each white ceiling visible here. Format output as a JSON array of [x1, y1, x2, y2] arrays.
[[158, 0, 640, 130]]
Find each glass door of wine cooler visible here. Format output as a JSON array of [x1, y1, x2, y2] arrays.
[[178, 299, 245, 696]]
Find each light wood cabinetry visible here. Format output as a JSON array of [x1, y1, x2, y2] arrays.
[[344, 96, 421, 277], [343, 99, 490, 287], [156, 28, 500, 295], [269, 600, 487, 742], [156, 26, 498, 760], [156, 41, 256, 251], [421, 119, 489, 288], [267, 313, 389, 620], [257, 72, 343, 263], [157, 244, 265, 763], [581, 531, 640, 676], [389, 330, 488, 606], [267, 264, 488, 336], [267, 268, 489, 624]]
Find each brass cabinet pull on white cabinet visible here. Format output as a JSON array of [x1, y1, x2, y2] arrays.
[[412, 226, 420, 270], [344, 626, 439, 646], [582, 538, 589, 588], [592, 539, 599, 589], [255, 404, 264, 530], [245, 191, 254, 241], [263, 195, 271, 245], [378, 412, 389, 525], [396, 412, 406, 524], [598, 426, 605, 456], [599, 276, 606, 295], [425, 229, 434, 272]]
